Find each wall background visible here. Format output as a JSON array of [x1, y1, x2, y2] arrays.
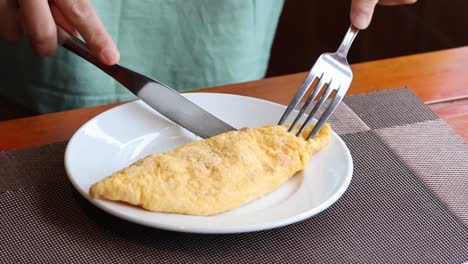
[[266, 0, 468, 77]]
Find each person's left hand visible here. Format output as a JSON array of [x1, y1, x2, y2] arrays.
[[350, 0, 418, 30], [0, 0, 119, 65]]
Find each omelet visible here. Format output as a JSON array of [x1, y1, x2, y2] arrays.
[[89, 124, 331, 216]]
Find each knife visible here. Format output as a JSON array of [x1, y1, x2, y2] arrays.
[[56, 26, 236, 139]]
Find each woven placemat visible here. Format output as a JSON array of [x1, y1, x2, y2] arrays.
[[1, 88, 467, 263]]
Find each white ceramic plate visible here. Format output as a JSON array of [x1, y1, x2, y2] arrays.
[[65, 93, 353, 234]]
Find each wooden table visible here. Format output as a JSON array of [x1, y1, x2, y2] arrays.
[[1, 47, 467, 151]]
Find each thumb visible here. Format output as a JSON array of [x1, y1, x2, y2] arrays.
[[350, 0, 379, 29]]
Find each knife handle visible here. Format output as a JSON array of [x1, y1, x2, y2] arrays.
[[57, 26, 236, 137], [56, 26, 139, 93]]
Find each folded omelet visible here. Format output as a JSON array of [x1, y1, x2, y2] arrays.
[[89, 124, 331, 216]]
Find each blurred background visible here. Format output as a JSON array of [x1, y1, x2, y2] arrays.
[[266, 0, 468, 77], [2, 0, 468, 121]]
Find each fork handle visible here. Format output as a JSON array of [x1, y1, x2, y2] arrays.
[[337, 25, 359, 57]]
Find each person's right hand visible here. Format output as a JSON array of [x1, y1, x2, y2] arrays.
[[350, 0, 417, 29], [0, 0, 119, 65]]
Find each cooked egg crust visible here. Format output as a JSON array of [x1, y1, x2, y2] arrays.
[[89, 124, 331, 216]]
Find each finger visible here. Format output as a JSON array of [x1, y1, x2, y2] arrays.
[[350, 0, 379, 29], [19, 0, 57, 56], [0, 0, 24, 42], [378, 0, 417, 5], [50, 4, 78, 37], [54, 0, 119, 65]]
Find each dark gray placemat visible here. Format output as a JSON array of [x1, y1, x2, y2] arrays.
[[343, 88, 440, 129], [1, 88, 467, 263]]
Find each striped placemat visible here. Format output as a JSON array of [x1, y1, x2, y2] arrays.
[[1, 88, 467, 263]]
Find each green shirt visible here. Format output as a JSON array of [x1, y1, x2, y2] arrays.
[[0, 0, 283, 113]]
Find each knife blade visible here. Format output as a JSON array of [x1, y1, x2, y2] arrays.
[[57, 26, 236, 138]]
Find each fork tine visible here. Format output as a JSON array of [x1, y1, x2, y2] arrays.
[[288, 74, 327, 132], [306, 84, 346, 140], [283, 25, 358, 139], [278, 71, 317, 125], [296, 79, 335, 136]]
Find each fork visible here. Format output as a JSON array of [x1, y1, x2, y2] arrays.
[[278, 25, 359, 140]]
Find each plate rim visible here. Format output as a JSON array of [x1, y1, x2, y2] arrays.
[[64, 92, 353, 234]]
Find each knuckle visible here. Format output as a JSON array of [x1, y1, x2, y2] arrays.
[[1, 28, 23, 42], [2, 33, 22, 42], [88, 32, 108, 48], [8, 32, 23, 42], [32, 30, 55, 48], [379, 0, 417, 4], [355, 0, 379, 8], [34, 40, 57, 56], [69, 0, 93, 20]]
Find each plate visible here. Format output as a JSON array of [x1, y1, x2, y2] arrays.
[[65, 93, 353, 234]]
